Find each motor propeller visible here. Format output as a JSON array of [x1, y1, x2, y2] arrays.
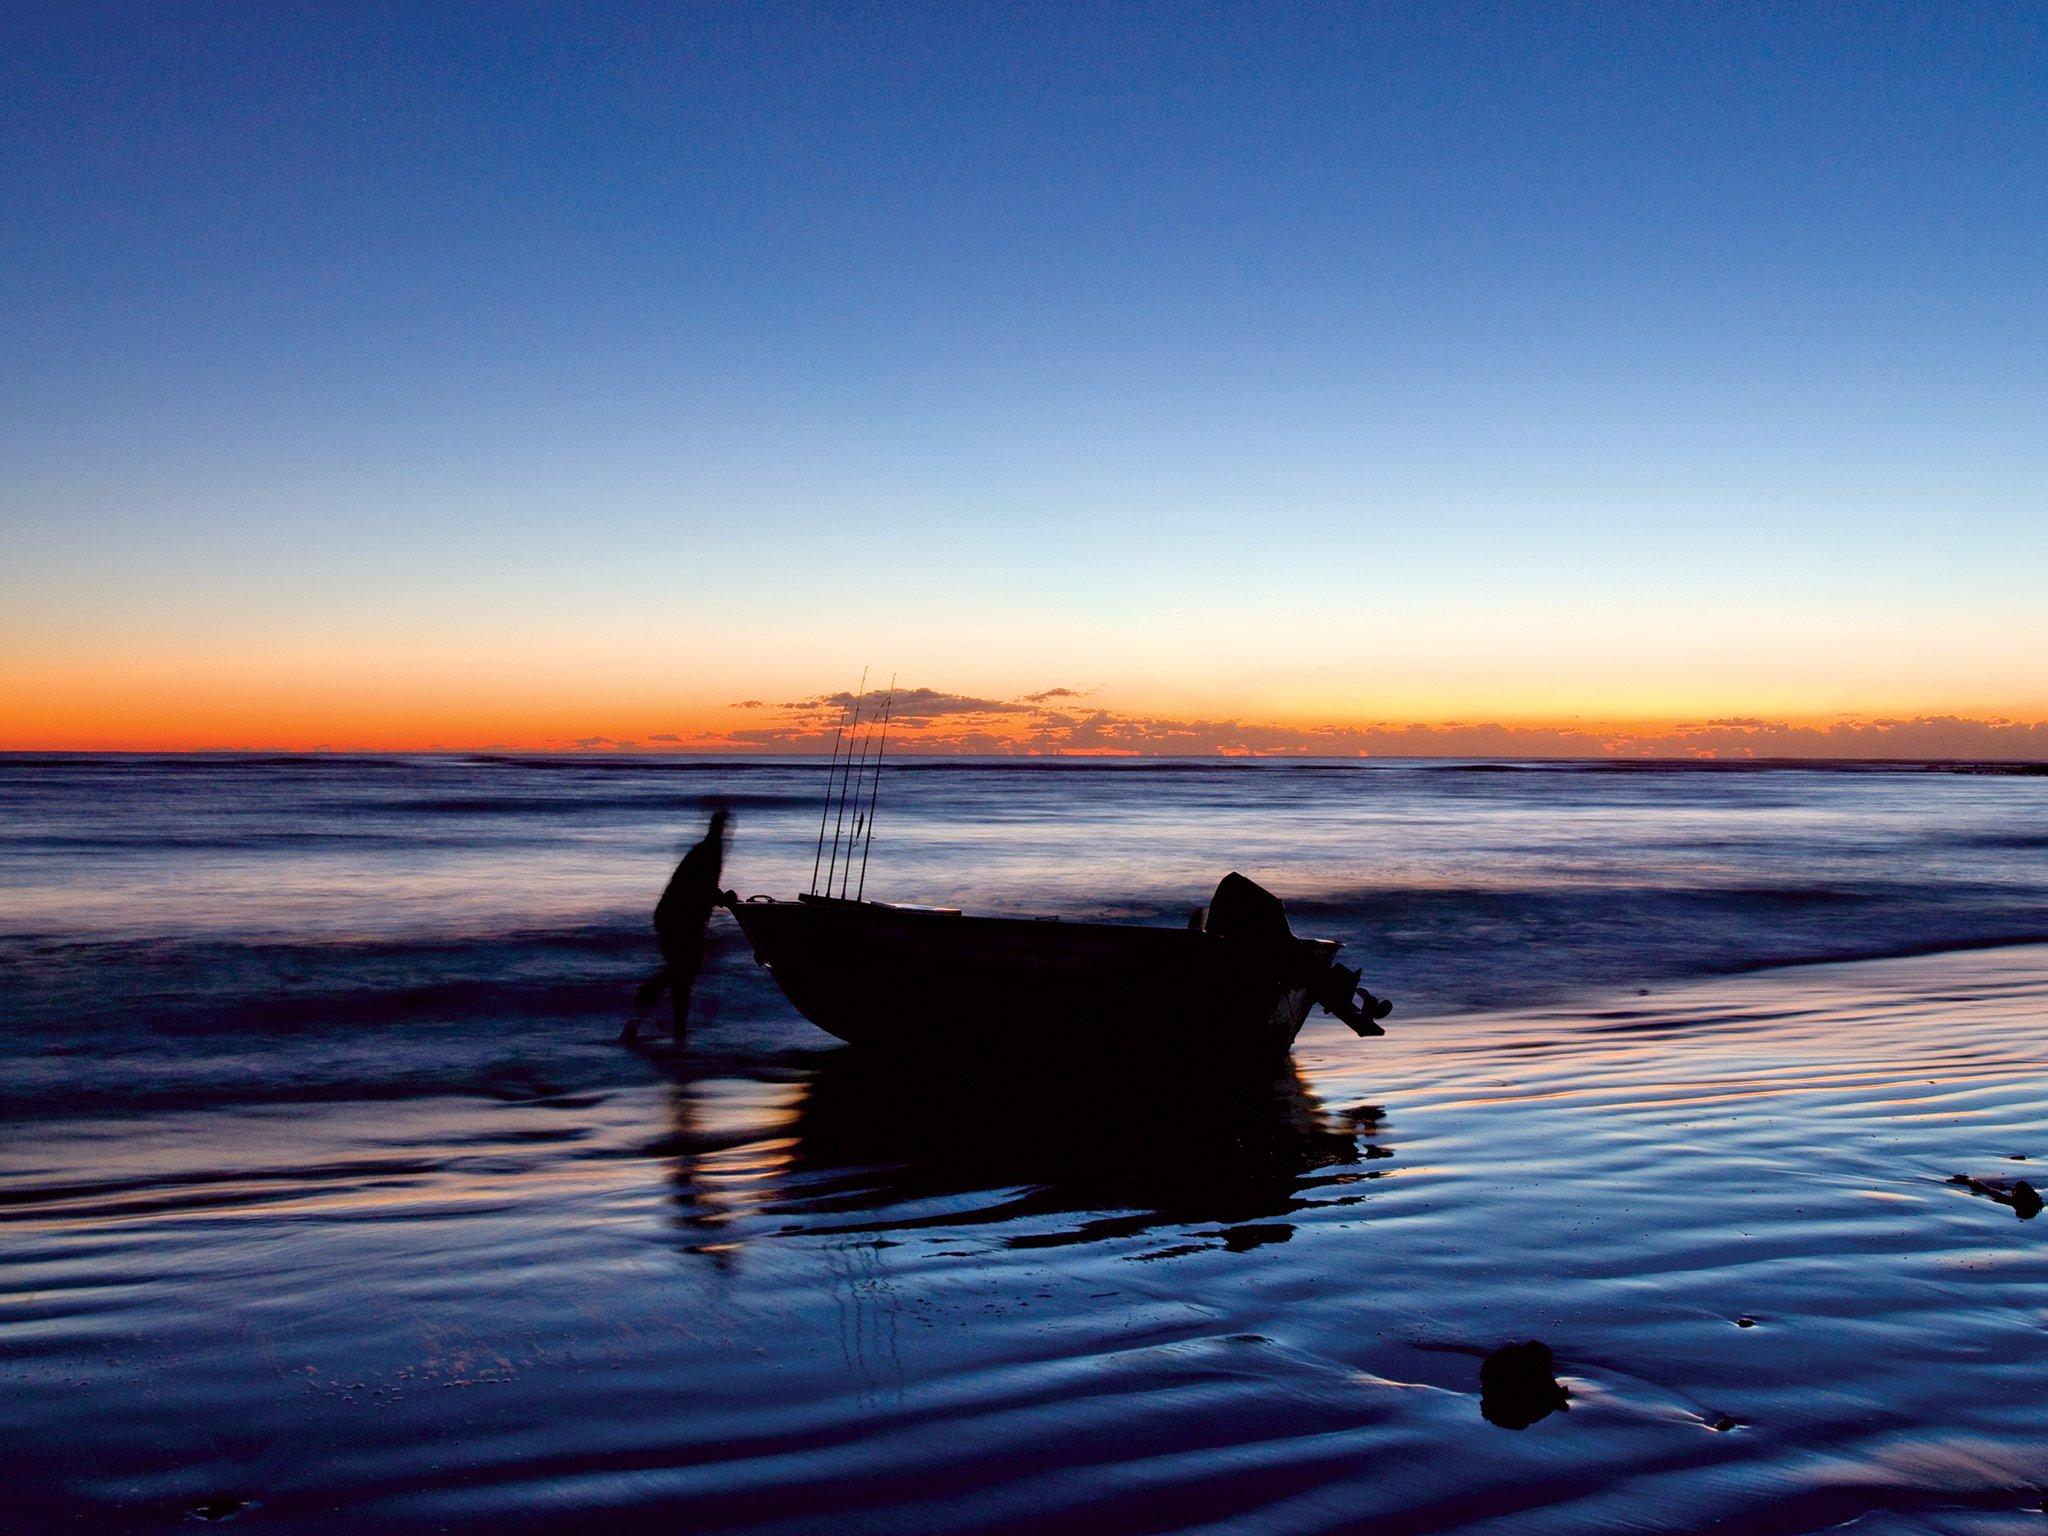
[[1318, 961, 1393, 1037]]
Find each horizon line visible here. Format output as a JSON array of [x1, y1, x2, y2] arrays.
[[3, 748, 2044, 768]]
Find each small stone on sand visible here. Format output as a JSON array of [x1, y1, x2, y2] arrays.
[[1480, 1341, 1570, 1429], [1950, 1175, 2044, 1219]]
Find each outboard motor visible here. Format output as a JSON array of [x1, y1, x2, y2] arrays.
[[1204, 871, 1295, 947], [1204, 873, 1392, 1037]]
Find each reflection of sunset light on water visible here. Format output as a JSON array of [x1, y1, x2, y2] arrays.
[[687, 1139, 802, 1226], [660, 1078, 806, 1251]]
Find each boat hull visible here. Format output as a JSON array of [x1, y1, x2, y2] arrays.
[[726, 897, 1340, 1065]]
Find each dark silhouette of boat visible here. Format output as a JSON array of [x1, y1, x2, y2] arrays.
[[639, 678, 1392, 1061], [721, 872, 1390, 1064]]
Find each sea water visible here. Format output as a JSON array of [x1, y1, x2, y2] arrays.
[[3, 756, 2046, 1533]]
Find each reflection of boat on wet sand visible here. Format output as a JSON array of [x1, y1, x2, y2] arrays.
[[724, 872, 1391, 1065], [785, 1053, 1387, 1247]]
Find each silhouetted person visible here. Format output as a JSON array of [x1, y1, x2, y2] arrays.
[[624, 809, 729, 1044]]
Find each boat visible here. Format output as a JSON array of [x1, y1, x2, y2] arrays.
[[723, 873, 1392, 1065], [647, 677, 1392, 1063]]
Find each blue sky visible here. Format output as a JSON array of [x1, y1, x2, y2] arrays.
[[3, 3, 2044, 747]]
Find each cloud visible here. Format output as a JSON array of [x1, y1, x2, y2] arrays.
[[649, 732, 681, 742], [580, 687, 2048, 761], [731, 700, 766, 709], [1648, 715, 2048, 761], [800, 688, 1034, 723]]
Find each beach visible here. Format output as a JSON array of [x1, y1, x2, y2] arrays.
[[14, 7, 2048, 1530], [4, 757, 2046, 1533]]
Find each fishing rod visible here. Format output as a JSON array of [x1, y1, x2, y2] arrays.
[[833, 674, 896, 900], [836, 720, 872, 899], [855, 677, 894, 902], [823, 675, 868, 897], [809, 669, 863, 895]]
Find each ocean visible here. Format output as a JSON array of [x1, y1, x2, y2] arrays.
[[3, 755, 2046, 1532]]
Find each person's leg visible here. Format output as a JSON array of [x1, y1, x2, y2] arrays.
[[665, 905, 714, 1040], [668, 957, 701, 1040], [622, 966, 670, 1043]]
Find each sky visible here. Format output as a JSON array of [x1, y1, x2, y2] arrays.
[[3, 3, 2044, 756]]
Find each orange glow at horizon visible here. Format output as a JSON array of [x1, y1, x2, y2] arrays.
[[9, 555, 2047, 757], [5, 662, 2045, 760]]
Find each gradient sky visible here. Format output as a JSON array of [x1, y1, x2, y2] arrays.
[[4, 3, 2044, 753]]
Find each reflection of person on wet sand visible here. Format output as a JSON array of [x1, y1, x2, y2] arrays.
[[624, 809, 730, 1044]]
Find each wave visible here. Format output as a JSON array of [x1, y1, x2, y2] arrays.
[[353, 790, 816, 816], [1289, 879, 2048, 1014], [7, 875, 2041, 1035]]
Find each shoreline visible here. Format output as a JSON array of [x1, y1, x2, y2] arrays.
[[1371, 933, 2048, 1029]]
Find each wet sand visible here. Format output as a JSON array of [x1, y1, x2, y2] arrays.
[[6, 944, 2046, 1534]]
